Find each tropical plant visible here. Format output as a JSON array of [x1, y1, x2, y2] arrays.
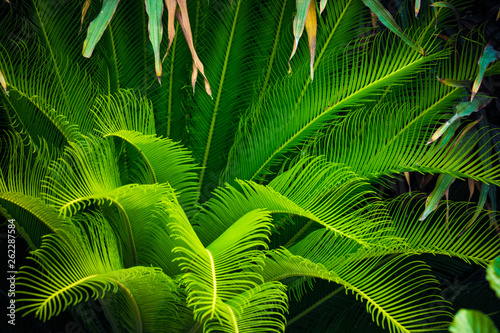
[[1, 0, 500, 332]]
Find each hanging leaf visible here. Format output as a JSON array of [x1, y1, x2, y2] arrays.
[[0, 68, 7, 94], [305, 0, 317, 80], [175, 0, 212, 97], [288, 0, 312, 73], [472, 45, 500, 100], [145, 0, 164, 83], [427, 96, 492, 144], [419, 173, 455, 221], [82, 0, 120, 57], [449, 309, 499, 333], [486, 256, 500, 299], [361, 0, 425, 55], [414, 0, 421, 17], [164, 0, 177, 56], [320, 0, 327, 14], [79, 0, 92, 33]]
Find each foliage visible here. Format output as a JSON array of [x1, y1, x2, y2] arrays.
[[1, 0, 500, 332]]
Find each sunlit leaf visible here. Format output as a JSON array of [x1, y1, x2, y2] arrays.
[[288, 0, 312, 72], [486, 256, 500, 299], [427, 96, 492, 144], [79, 0, 92, 33], [145, 0, 164, 83], [305, 0, 317, 80], [449, 309, 499, 333], [361, 0, 425, 55], [82, 0, 120, 58], [472, 45, 500, 100], [419, 173, 455, 221], [0, 68, 7, 94], [175, 0, 212, 97]]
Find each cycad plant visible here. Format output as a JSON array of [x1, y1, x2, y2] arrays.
[[1, 0, 500, 332]]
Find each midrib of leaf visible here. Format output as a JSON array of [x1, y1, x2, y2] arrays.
[[249, 55, 433, 182], [33, 2, 70, 111], [167, 25, 179, 138], [207, 248, 217, 319], [342, 281, 410, 333], [106, 23, 120, 93], [256, 0, 288, 107], [198, 0, 242, 192], [227, 305, 239, 333]]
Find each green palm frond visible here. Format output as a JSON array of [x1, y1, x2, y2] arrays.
[[386, 194, 500, 266], [223, 28, 446, 184], [0, 133, 75, 248], [17, 212, 184, 332], [92, 89, 156, 135], [308, 102, 500, 185], [188, 0, 260, 195], [196, 156, 387, 248], [101, 130, 200, 215]]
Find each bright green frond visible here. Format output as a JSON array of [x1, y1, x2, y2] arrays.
[[224, 30, 447, 184], [102, 130, 200, 216], [92, 89, 156, 135]]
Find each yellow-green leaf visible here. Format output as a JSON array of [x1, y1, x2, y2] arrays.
[[361, 0, 425, 55], [0, 68, 7, 94], [415, 0, 421, 17], [145, 0, 164, 83], [289, 0, 312, 72], [449, 309, 499, 333], [82, 0, 120, 58], [472, 45, 500, 100], [305, 0, 317, 80]]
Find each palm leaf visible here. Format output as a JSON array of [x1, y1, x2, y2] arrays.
[[17, 213, 184, 333], [195, 156, 387, 248]]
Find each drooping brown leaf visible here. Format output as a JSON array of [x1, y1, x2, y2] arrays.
[[305, 0, 317, 80], [79, 0, 92, 33], [175, 0, 212, 97], [163, 0, 177, 57], [467, 178, 475, 202]]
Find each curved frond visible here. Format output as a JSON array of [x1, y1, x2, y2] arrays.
[[196, 156, 388, 248]]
